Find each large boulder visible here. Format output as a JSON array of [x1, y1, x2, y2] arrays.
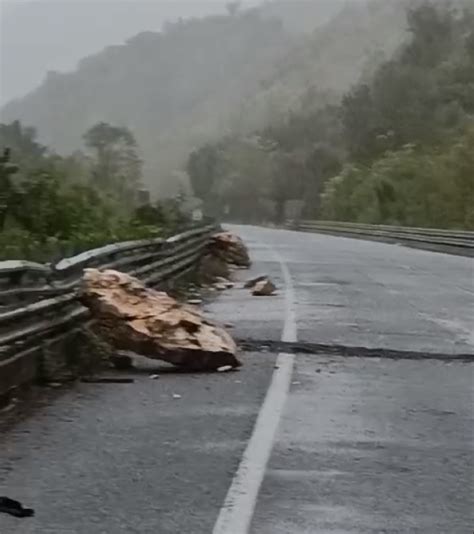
[[209, 231, 251, 268], [79, 269, 240, 370]]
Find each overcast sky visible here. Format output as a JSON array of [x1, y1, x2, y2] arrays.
[[0, 0, 262, 105]]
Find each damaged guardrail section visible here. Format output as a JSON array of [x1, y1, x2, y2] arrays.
[[0, 224, 217, 397], [290, 220, 474, 257]]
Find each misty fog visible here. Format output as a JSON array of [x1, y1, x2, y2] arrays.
[[1, 0, 265, 104], [0, 0, 472, 234]]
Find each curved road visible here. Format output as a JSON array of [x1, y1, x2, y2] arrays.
[[1, 226, 473, 534]]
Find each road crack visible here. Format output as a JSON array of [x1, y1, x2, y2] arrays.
[[237, 339, 474, 362]]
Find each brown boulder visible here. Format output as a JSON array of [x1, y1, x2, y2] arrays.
[[79, 269, 240, 370], [244, 274, 269, 289], [209, 231, 251, 267], [252, 279, 277, 296]]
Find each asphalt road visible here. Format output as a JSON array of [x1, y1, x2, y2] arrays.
[[1, 225, 473, 534]]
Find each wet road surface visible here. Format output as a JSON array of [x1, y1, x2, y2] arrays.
[[1, 225, 473, 533], [251, 356, 473, 533]]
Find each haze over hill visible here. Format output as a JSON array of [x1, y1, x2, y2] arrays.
[[1, 0, 409, 195], [0, 0, 262, 104], [0, 0, 343, 105], [1, 0, 472, 253]]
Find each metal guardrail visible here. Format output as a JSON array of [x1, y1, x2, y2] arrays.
[[0, 224, 217, 397], [290, 220, 474, 257]]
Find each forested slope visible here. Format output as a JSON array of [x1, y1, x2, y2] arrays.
[[186, 2, 474, 229], [1, 1, 408, 195]]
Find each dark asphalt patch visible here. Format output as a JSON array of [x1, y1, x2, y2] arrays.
[[0, 497, 34, 518], [237, 339, 474, 362]]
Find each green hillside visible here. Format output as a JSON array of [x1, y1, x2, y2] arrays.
[[1, 1, 408, 195]]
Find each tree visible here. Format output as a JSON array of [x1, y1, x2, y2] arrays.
[[0, 121, 47, 172], [266, 150, 305, 223], [321, 126, 474, 229], [187, 144, 219, 200], [181, 3, 474, 228], [302, 143, 342, 217], [0, 148, 19, 231], [83, 122, 142, 203], [403, 3, 454, 67]]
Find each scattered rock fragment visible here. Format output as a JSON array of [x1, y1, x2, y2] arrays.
[[217, 365, 234, 373], [252, 279, 277, 296], [149, 374, 160, 380], [214, 283, 227, 291], [212, 276, 234, 290], [209, 231, 251, 268], [244, 274, 268, 289], [80, 269, 240, 371], [197, 253, 230, 285]]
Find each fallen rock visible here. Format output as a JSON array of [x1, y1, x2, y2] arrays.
[[214, 283, 228, 291], [244, 274, 268, 289], [187, 299, 203, 305], [214, 277, 234, 289], [209, 231, 251, 268], [80, 269, 240, 371], [197, 253, 230, 285], [217, 365, 234, 373], [252, 279, 277, 296]]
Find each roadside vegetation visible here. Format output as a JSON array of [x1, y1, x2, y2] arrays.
[[2, 2, 472, 243], [186, 3, 474, 229], [0, 121, 189, 262]]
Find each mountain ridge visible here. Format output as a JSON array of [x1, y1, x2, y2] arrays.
[[1, 0, 409, 195]]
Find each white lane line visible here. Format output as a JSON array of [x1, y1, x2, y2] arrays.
[[277, 252, 297, 344], [212, 245, 296, 534]]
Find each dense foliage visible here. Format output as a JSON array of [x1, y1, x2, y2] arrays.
[[2, 1, 472, 233], [1, 1, 407, 196], [321, 3, 474, 228], [0, 122, 189, 261], [321, 128, 474, 229], [187, 2, 474, 229]]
